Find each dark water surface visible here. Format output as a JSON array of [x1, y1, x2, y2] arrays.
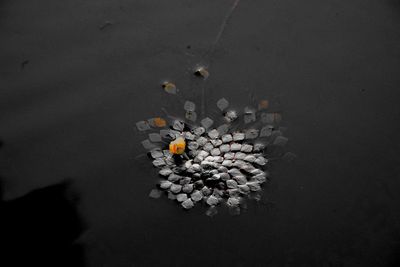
[[1, 0, 400, 266]]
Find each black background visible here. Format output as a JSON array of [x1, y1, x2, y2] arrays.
[[1, 0, 400, 266]]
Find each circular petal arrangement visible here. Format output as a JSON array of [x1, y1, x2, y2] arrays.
[[150, 123, 268, 211], [136, 91, 292, 215]]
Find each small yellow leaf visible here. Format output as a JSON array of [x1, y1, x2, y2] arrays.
[[162, 82, 177, 94]]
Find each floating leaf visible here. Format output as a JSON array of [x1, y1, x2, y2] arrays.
[[162, 81, 177, 94]]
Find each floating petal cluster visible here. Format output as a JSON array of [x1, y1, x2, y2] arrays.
[[136, 93, 291, 215]]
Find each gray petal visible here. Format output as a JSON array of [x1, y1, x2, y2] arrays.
[[136, 120, 151, 131], [149, 189, 162, 199], [201, 117, 214, 129], [184, 101, 196, 111], [172, 120, 185, 131], [142, 139, 158, 150], [148, 133, 162, 142], [245, 129, 259, 139], [185, 110, 197, 122], [216, 98, 229, 111]]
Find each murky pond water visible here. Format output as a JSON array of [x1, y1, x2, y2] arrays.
[[1, 0, 400, 266]]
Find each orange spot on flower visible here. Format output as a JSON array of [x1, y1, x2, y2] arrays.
[[153, 117, 166, 127], [169, 137, 186, 155]]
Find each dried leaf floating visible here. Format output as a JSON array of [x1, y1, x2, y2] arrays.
[[194, 67, 209, 79], [162, 81, 177, 94]]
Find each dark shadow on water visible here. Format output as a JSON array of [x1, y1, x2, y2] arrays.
[[0, 140, 86, 266], [0, 181, 86, 266]]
